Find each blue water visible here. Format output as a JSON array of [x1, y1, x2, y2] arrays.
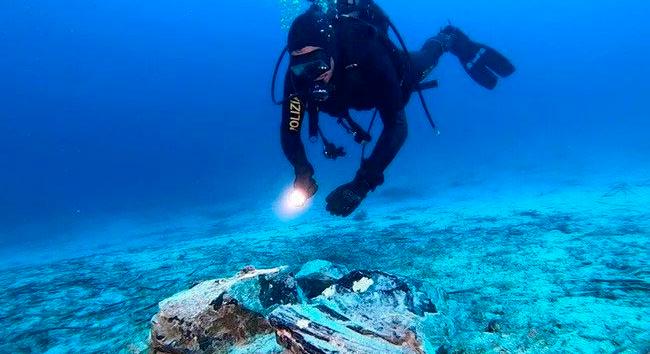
[[1, 0, 648, 251], [0, 0, 649, 352]]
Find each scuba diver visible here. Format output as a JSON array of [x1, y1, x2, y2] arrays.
[[277, 0, 515, 217]]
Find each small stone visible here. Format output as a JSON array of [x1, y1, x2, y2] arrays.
[[486, 319, 502, 333]]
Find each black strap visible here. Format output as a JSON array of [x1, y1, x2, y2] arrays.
[[336, 113, 372, 144], [271, 46, 289, 105], [388, 21, 440, 135], [417, 80, 439, 90], [308, 105, 319, 140], [361, 109, 379, 165]]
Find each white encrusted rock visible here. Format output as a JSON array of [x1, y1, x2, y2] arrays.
[[269, 269, 450, 354], [150, 267, 290, 354]]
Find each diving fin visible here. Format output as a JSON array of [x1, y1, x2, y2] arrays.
[[444, 26, 515, 90]]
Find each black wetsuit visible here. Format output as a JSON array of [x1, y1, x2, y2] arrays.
[[281, 17, 444, 189]]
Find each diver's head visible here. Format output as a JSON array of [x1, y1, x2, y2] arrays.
[[289, 47, 334, 102], [288, 9, 335, 102]]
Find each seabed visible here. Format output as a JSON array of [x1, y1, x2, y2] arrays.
[[1, 176, 649, 353]]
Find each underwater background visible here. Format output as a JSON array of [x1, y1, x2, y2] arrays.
[[0, 0, 648, 352]]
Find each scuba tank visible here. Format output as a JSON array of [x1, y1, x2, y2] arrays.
[[325, 0, 390, 33]]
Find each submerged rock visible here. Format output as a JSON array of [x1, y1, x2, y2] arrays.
[[333, 270, 442, 316], [270, 305, 420, 353], [149, 263, 451, 354], [150, 266, 293, 354], [269, 269, 449, 353]]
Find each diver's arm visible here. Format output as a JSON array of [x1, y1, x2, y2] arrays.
[[281, 99, 313, 178], [358, 107, 407, 189], [325, 84, 406, 216], [281, 92, 319, 198], [280, 73, 314, 178]]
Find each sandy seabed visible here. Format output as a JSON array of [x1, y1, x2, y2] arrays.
[[1, 177, 648, 353]]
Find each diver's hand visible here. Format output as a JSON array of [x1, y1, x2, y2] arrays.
[[294, 173, 318, 200], [326, 179, 371, 217]]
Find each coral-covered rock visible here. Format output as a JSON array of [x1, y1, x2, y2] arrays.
[[333, 270, 443, 316], [149, 264, 451, 354], [270, 305, 419, 354], [269, 269, 449, 354], [150, 267, 293, 354]]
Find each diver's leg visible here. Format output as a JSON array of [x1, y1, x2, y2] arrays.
[[409, 37, 447, 82]]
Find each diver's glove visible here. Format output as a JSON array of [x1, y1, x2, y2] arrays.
[[441, 25, 515, 90], [326, 178, 371, 217], [294, 171, 318, 200]]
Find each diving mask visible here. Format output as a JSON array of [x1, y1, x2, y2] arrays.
[[290, 49, 333, 102]]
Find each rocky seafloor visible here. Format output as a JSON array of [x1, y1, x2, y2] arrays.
[[0, 179, 649, 353], [148, 262, 449, 354]]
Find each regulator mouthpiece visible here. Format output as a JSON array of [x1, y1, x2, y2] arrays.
[[311, 82, 331, 102]]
